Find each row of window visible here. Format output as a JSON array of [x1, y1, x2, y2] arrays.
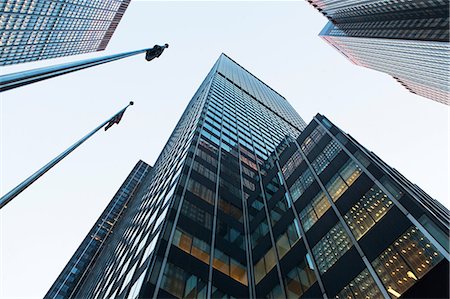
[[300, 125, 326, 155], [312, 222, 353, 274], [325, 160, 362, 202], [172, 228, 248, 285], [281, 149, 303, 179], [337, 225, 444, 299], [284, 256, 317, 298], [289, 168, 315, 202], [372, 226, 443, 298], [311, 139, 342, 174], [299, 191, 330, 232], [344, 185, 393, 240]]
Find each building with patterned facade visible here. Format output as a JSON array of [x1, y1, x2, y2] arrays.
[[45, 160, 151, 299], [48, 54, 449, 299], [306, 0, 450, 105], [0, 0, 131, 66]]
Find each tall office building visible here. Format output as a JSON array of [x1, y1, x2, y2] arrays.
[[306, 0, 450, 105], [45, 160, 151, 299], [48, 54, 449, 299], [0, 0, 131, 66]]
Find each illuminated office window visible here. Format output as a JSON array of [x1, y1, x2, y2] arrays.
[[312, 222, 353, 274], [372, 226, 444, 298], [335, 268, 383, 299]]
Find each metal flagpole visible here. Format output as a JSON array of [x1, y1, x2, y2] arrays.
[[0, 101, 134, 210], [0, 44, 168, 92]]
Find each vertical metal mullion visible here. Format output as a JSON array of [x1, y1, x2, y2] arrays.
[[206, 83, 224, 298], [234, 87, 257, 298]]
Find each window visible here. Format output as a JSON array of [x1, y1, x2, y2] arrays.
[[301, 126, 326, 155], [311, 153, 328, 174], [285, 257, 317, 299], [336, 268, 383, 299], [270, 195, 289, 226], [372, 226, 444, 298], [312, 223, 353, 274], [186, 178, 215, 205], [172, 228, 210, 264], [266, 284, 283, 299], [218, 198, 243, 222], [181, 200, 212, 230], [230, 258, 248, 285], [344, 185, 393, 240], [212, 248, 248, 285], [299, 191, 331, 232], [289, 169, 315, 202], [254, 247, 277, 283], [275, 219, 301, 260], [326, 174, 348, 202], [213, 249, 229, 274], [161, 262, 208, 299], [311, 140, 342, 175], [326, 160, 362, 202], [282, 150, 303, 179]]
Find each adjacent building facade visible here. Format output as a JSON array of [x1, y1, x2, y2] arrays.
[[306, 0, 450, 105], [0, 0, 131, 66], [45, 160, 151, 299], [48, 54, 449, 299]]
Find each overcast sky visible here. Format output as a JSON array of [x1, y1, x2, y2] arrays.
[[0, 1, 448, 298]]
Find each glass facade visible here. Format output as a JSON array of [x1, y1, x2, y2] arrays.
[[48, 55, 449, 299], [0, 0, 130, 66], [306, 0, 450, 105], [45, 160, 151, 299]]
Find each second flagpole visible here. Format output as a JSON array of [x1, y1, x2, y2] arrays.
[[0, 101, 134, 210]]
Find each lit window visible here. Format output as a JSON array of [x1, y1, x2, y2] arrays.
[[285, 256, 317, 299], [336, 268, 383, 299], [312, 223, 353, 274], [372, 226, 443, 298]]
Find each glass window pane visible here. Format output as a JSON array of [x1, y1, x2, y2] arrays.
[[276, 234, 290, 258], [326, 174, 348, 202], [230, 258, 248, 285]]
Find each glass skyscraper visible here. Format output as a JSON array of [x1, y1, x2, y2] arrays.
[[48, 54, 449, 299], [306, 0, 450, 105], [0, 0, 131, 66]]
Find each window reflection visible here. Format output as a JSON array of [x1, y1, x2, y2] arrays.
[[282, 150, 303, 179], [172, 228, 210, 264], [326, 160, 362, 202], [161, 262, 207, 299], [299, 191, 330, 232], [285, 256, 317, 299], [311, 139, 342, 175], [289, 168, 315, 202]]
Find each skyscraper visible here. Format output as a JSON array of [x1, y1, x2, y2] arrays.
[[0, 0, 131, 66], [48, 54, 449, 299], [306, 0, 450, 105], [45, 160, 151, 299]]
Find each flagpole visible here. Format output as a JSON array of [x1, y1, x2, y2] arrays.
[[0, 44, 168, 92], [0, 102, 133, 210]]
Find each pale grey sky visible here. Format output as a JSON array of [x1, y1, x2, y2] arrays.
[[0, 2, 448, 298]]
